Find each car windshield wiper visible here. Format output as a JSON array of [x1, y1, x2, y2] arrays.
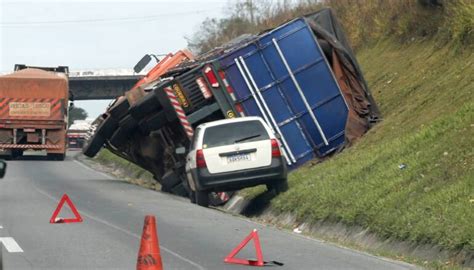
[[234, 134, 261, 143]]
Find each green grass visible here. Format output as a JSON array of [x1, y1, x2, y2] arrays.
[[95, 148, 158, 189], [244, 40, 474, 253]]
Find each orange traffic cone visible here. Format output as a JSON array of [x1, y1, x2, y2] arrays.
[[137, 215, 163, 270]]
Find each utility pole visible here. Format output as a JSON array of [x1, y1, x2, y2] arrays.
[[246, 0, 255, 24]]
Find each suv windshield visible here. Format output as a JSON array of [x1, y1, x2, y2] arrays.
[[203, 120, 270, 148]]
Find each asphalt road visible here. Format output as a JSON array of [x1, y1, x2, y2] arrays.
[[0, 152, 418, 270]]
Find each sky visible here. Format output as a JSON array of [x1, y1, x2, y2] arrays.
[[0, 0, 227, 118]]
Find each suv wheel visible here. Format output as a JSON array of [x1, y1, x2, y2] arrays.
[[187, 177, 196, 204], [267, 178, 289, 194], [195, 190, 209, 207], [189, 190, 196, 204]]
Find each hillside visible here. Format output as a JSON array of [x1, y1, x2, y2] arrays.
[[244, 39, 473, 266]]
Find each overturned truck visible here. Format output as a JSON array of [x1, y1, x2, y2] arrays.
[[83, 8, 380, 203]]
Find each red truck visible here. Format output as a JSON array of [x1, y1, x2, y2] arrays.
[[0, 65, 69, 160]]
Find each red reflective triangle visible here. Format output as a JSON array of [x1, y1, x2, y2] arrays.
[[224, 229, 264, 266], [49, 194, 83, 224]]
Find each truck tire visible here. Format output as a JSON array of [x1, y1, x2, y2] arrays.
[[109, 98, 130, 119], [119, 114, 138, 131], [195, 190, 209, 207], [171, 184, 189, 197], [160, 171, 181, 193], [82, 133, 105, 157], [146, 111, 168, 131], [47, 153, 65, 161], [11, 149, 23, 160], [108, 115, 138, 148], [139, 111, 168, 135], [108, 127, 130, 148], [129, 93, 161, 120], [97, 115, 119, 139], [138, 119, 150, 135], [0, 151, 12, 160]]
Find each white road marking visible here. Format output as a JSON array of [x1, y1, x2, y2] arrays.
[[0, 225, 3, 229], [0, 237, 23, 253]]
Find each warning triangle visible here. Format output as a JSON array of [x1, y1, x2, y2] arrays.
[[49, 194, 83, 224], [224, 229, 264, 266]]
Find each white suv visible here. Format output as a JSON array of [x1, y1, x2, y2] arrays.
[[185, 117, 288, 207]]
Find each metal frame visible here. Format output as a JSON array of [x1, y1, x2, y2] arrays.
[[235, 57, 295, 165], [272, 38, 329, 146]]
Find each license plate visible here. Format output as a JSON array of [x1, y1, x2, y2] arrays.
[[227, 153, 251, 163]]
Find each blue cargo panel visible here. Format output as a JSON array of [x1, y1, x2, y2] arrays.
[[217, 18, 348, 169]]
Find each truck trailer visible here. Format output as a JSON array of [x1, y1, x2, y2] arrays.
[[84, 9, 380, 202], [0, 65, 69, 160]]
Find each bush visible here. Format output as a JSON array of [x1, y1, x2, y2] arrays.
[[187, 0, 473, 53]]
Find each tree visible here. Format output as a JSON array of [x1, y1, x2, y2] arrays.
[[68, 106, 88, 127]]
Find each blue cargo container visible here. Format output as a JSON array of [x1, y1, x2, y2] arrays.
[[216, 18, 349, 169]]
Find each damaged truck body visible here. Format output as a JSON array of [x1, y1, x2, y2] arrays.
[[83, 8, 380, 203]]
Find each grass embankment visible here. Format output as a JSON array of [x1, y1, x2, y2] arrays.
[[94, 148, 159, 190], [244, 40, 473, 255]]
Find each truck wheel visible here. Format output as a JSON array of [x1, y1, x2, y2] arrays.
[[108, 127, 129, 148], [82, 133, 105, 157], [129, 93, 161, 120], [146, 111, 168, 132], [47, 153, 65, 161], [266, 178, 289, 194], [109, 98, 130, 119], [11, 149, 23, 160], [97, 115, 119, 139], [195, 190, 209, 207], [108, 115, 138, 148], [139, 111, 168, 135], [171, 184, 189, 197], [138, 119, 151, 135], [160, 171, 181, 193], [119, 114, 138, 131]]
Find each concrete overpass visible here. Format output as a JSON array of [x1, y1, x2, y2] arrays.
[[69, 69, 144, 100]]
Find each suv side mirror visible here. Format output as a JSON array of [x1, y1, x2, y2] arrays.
[[175, 147, 186, 155], [0, 160, 7, 178]]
